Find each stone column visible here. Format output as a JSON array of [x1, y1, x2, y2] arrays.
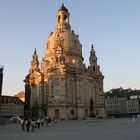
[[24, 78, 31, 119]]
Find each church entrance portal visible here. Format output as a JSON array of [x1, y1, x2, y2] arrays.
[[54, 109, 60, 119]]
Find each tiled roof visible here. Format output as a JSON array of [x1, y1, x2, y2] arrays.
[[0, 95, 24, 104], [15, 92, 25, 98]]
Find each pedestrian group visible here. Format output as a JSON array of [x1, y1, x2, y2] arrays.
[[21, 117, 52, 132]]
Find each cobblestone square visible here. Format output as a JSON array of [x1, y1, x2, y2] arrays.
[[0, 118, 140, 140]]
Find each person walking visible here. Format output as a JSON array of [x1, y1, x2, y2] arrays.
[[41, 118, 44, 127], [26, 119, 31, 132], [21, 119, 26, 131], [48, 117, 51, 127], [31, 119, 35, 132], [36, 119, 40, 130]]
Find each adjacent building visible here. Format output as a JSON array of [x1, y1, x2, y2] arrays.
[[127, 98, 139, 114], [0, 96, 24, 118], [105, 97, 120, 115], [15, 91, 25, 102], [105, 88, 140, 117], [24, 4, 105, 120]]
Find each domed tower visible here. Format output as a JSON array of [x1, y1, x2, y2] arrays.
[[41, 3, 83, 73], [41, 4, 87, 120], [25, 4, 105, 120], [56, 3, 71, 30]]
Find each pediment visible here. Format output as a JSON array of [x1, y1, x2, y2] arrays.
[[30, 71, 42, 79]]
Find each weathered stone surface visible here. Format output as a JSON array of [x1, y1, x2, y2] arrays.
[[24, 4, 105, 120]]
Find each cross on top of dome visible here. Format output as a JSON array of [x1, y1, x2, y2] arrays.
[[58, 3, 68, 12]]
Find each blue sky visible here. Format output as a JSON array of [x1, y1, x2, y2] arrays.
[[0, 0, 140, 96]]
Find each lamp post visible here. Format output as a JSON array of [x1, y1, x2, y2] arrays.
[[0, 65, 3, 120], [0, 66, 3, 96], [24, 78, 31, 120]]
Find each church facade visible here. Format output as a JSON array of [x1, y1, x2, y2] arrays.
[[24, 4, 105, 120]]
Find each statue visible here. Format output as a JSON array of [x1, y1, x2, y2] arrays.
[[89, 97, 95, 117]]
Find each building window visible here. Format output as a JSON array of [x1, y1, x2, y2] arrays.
[[96, 110, 98, 115], [71, 110, 75, 116], [60, 56, 65, 64], [56, 57, 58, 63], [93, 66, 95, 71], [53, 80, 60, 98], [58, 15, 61, 23], [64, 15, 68, 23], [85, 109, 88, 118]]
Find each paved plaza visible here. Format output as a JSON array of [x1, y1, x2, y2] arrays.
[[0, 118, 140, 140]]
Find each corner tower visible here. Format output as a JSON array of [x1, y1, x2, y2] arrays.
[[30, 48, 40, 73]]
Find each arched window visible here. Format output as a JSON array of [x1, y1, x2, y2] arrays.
[[71, 109, 75, 116], [53, 80, 60, 97], [96, 110, 98, 115], [56, 57, 58, 63], [60, 56, 65, 64], [93, 66, 95, 71], [64, 15, 68, 23], [85, 109, 88, 118], [54, 109, 59, 119], [58, 15, 61, 23]]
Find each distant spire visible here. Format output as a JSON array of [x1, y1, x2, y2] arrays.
[[33, 48, 38, 60], [29, 48, 40, 73], [91, 44, 94, 52], [62, 0, 64, 5], [34, 48, 37, 55], [58, 1, 68, 12], [89, 44, 97, 66]]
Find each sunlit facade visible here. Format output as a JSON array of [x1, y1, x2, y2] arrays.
[[24, 4, 105, 119]]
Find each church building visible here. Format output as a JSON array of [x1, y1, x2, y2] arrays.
[[24, 4, 105, 120]]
